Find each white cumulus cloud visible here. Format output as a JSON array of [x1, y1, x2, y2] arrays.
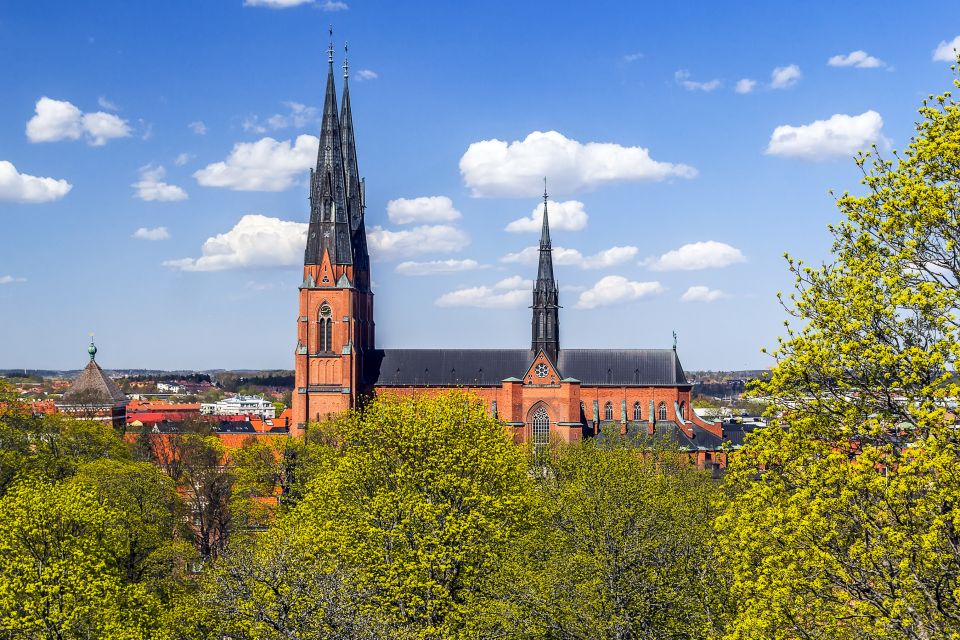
[[735, 78, 756, 94], [189, 121, 207, 135], [645, 241, 746, 271], [494, 275, 533, 289], [828, 50, 885, 69], [367, 225, 469, 260], [356, 69, 378, 81], [681, 285, 727, 302], [0, 275, 27, 284], [505, 200, 588, 233], [501, 244, 637, 269], [0, 160, 72, 203], [576, 276, 664, 309], [163, 214, 306, 272], [766, 110, 885, 160], [133, 226, 170, 241], [387, 196, 461, 224], [770, 64, 802, 89], [26, 97, 131, 146], [194, 135, 317, 191], [933, 36, 960, 62], [459, 130, 696, 197], [435, 281, 529, 308], [133, 165, 188, 202], [174, 153, 193, 166], [674, 70, 721, 91], [395, 259, 480, 275]]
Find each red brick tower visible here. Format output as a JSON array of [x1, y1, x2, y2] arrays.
[[293, 39, 373, 434]]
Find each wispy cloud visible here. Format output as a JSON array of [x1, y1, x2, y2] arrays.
[[132, 165, 187, 202], [132, 226, 170, 241], [674, 70, 721, 92], [770, 64, 802, 89], [828, 50, 886, 69]]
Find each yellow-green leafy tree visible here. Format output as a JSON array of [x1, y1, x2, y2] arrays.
[[291, 392, 536, 639], [497, 438, 730, 639], [718, 59, 960, 639], [0, 481, 163, 639]]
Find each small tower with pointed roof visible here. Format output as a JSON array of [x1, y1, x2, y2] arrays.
[[531, 180, 561, 365], [56, 337, 128, 430], [294, 31, 375, 433]]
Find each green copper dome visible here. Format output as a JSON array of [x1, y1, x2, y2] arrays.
[[88, 339, 97, 360]]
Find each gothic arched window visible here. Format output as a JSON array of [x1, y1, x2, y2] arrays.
[[532, 407, 550, 453], [633, 401, 642, 421], [604, 402, 613, 420], [678, 401, 686, 420], [318, 303, 333, 352], [658, 401, 667, 421]]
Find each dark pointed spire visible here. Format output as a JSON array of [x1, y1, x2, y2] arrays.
[[340, 41, 370, 291], [341, 41, 360, 219], [305, 27, 352, 266], [532, 180, 560, 364], [539, 177, 551, 250]]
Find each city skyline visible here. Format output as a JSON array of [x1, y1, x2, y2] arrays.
[[1, 1, 959, 370]]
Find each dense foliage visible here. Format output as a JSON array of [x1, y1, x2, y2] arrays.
[[717, 62, 960, 638]]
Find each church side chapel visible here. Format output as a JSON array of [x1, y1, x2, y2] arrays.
[[293, 38, 736, 466]]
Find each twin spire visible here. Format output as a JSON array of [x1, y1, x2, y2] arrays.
[[304, 28, 368, 290]]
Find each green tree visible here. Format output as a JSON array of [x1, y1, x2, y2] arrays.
[[718, 59, 960, 639], [70, 459, 196, 600], [500, 439, 729, 640], [0, 380, 32, 495], [292, 392, 536, 639], [0, 481, 162, 639], [205, 523, 381, 640]]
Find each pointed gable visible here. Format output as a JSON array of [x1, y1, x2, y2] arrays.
[[523, 350, 561, 385]]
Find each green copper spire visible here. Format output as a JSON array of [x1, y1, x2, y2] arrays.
[[88, 333, 97, 361]]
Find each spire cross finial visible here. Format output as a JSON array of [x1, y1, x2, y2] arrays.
[[543, 176, 548, 202], [343, 42, 349, 78], [328, 25, 334, 64]]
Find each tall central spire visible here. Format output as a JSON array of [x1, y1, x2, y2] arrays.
[[532, 179, 560, 364], [304, 27, 352, 266]]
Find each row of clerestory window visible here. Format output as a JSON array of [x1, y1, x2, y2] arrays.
[[595, 400, 684, 421]]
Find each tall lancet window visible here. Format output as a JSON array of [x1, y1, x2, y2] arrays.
[[318, 303, 333, 352], [658, 401, 667, 421], [532, 407, 550, 455]]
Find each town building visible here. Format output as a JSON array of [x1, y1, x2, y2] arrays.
[[56, 339, 128, 429], [292, 43, 740, 465], [201, 394, 276, 419]]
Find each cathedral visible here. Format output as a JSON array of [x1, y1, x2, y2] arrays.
[[293, 44, 730, 459]]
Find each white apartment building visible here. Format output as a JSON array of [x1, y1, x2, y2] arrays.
[[200, 394, 275, 419]]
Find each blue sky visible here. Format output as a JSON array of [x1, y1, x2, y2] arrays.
[[1, 0, 958, 371]]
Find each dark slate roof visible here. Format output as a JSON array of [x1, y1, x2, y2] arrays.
[[62, 359, 127, 405], [365, 349, 688, 387]]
